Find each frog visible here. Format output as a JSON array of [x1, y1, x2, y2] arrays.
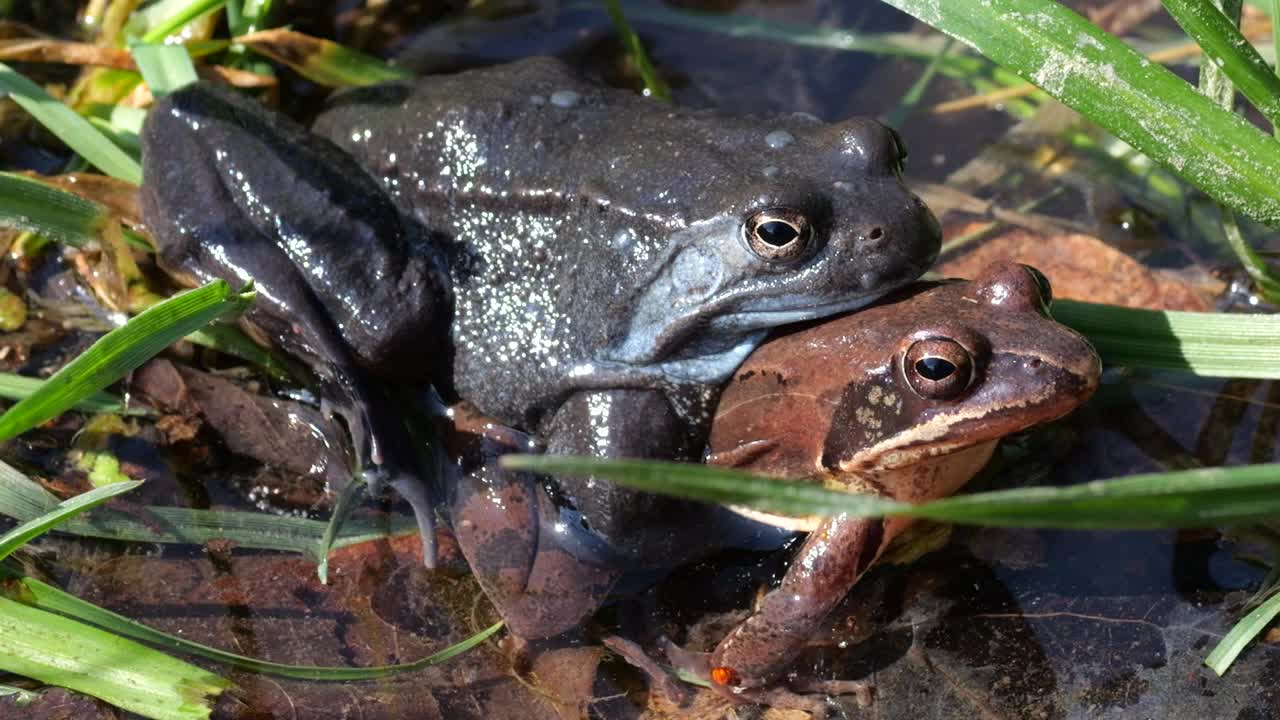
[[137, 56, 941, 628], [648, 262, 1100, 713]]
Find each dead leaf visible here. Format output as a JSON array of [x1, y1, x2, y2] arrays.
[[937, 229, 1217, 311]]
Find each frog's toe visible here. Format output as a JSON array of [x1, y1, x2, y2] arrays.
[[601, 635, 693, 707], [378, 469, 439, 569]]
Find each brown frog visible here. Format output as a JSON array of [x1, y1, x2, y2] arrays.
[[666, 262, 1102, 712]]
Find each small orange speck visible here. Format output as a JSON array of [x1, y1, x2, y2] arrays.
[[711, 666, 739, 686]]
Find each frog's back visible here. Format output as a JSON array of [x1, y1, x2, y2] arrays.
[[314, 57, 941, 428]]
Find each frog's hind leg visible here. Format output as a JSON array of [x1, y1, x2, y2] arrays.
[[449, 451, 621, 639], [141, 80, 447, 566]]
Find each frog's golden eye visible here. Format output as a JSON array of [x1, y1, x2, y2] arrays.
[[744, 208, 813, 263], [904, 337, 974, 399]]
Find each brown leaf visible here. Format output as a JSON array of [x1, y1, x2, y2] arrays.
[[0, 38, 275, 91], [937, 229, 1218, 311]]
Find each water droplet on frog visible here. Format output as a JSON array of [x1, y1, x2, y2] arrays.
[[833, 180, 853, 191], [762, 165, 780, 178], [765, 130, 794, 149], [550, 90, 580, 108], [611, 228, 636, 252]]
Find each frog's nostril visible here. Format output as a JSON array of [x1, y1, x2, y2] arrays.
[[868, 226, 884, 241]]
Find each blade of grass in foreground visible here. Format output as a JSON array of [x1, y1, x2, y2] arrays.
[[6, 573, 503, 680], [0, 460, 220, 720], [0, 65, 142, 185], [0, 172, 112, 247], [0, 458, 416, 557], [880, 0, 1280, 228], [1205, 587, 1280, 674], [130, 43, 198, 96], [1053, 300, 1280, 379], [0, 597, 230, 720], [0, 480, 140, 561], [0, 281, 253, 442], [500, 455, 1280, 530]]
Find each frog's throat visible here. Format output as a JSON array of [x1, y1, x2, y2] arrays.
[[610, 289, 891, 387]]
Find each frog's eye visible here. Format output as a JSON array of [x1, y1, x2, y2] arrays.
[[904, 337, 974, 399], [744, 208, 813, 263]]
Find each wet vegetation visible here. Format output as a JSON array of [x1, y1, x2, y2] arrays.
[[1, 0, 1280, 718]]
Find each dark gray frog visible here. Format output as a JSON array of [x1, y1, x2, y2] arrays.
[[139, 57, 941, 639]]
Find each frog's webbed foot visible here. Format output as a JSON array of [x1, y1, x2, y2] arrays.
[[325, 377, 442, 567], [604, 636, 861, 718], [599, 635, 693, 707]]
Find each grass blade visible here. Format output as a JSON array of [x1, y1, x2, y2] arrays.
[[602, 0, 670, 100], [0, 64, 142, 185], [1205, 588, 1280, 673], [1053, 300, 1280, 378], [0, 480, 141, 561], [8, 573, 503, 680], [881, 0, 1280, 228], [140, 0, 226, 44], [502, 455, 1280, 530], [0, 596, 230, 720], [130, 43, 198, 96], [0, 281, 253, 442], [235, 29, 409, 86], [0, 374, 141, 414], [0, 458, 415, 557], [0, 172, 112, 247], [500, 456, 909, 517], [1163, 0, 1280, 128]]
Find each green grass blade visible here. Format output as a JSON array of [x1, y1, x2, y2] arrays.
[[0, 481, 141, 561], [1205, 588, 1280, 673], [882, 0, 1280, 228], [0, 596, 229, 720], [502, 455, 1280, 530], [185, 325, 302, 383], [906, 464, 1280, 528], [9, 574, 503, 680], [0, 374, 146, 416], [1053, 300, 1280, 378], [500, 455, 909, 517], [1164, 0, 1280, 128], [140, 0, 226, 44], [317, 478, 364, 584], [0, 65, 142, 185], [130, 43, 198, 96], [602, 0, 671, 100], [236, 30, 409, 86], [0, 281, 253, 442], [0, 172, 111, 247], [0, 458, 415, 557]]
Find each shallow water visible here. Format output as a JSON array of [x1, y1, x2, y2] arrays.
[[3, 1, 1279, 719]]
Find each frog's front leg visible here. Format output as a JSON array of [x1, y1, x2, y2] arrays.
[[678, 513, 888, 708]]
